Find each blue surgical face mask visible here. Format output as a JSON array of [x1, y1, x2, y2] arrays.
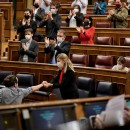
[[51, 9, 56, 14]]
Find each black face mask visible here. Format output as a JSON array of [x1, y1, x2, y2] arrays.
[[83, 21, 90, 29], [34, 4, 39, 8], [24, 15, 30, 19]]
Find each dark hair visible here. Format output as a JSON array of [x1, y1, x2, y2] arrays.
[[50, 2, 61, 9], [3, 75, 18, 87], [25, 28, 33, 34], [25, 8, 32, 14], [74, 5, 81, 13], [84, 16, 93, 27], [118, 56, 126, 64]]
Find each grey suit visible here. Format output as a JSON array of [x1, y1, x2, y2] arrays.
[[44, 41, 71, 63], [18, 39, 39, 62]]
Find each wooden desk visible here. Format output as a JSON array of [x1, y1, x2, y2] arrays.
[[37, 27, 130, 45], [0, 60, 130, 94], [0, 2, 13, 41]]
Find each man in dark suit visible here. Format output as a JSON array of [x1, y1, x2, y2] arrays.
[[44, 29, 71, 64], [18, 28, 39, 62], [17, 8, 37, 41], [33, 0, 45, 26]]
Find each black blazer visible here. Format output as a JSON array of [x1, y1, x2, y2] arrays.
[[65, 13, 84, 27], [17, 19, 37, 40], [50, 67, 79, 99], [18, 39, 39, 62], [34, 7, 45, 25], [44, 41, 71, 63]]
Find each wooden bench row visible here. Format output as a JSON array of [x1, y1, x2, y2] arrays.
[[37, 27, 130, 46], [0, 60, 130, 94]]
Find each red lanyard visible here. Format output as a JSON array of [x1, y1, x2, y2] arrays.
[[59, 68, 64, 84]]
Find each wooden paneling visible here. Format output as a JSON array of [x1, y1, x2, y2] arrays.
[[0, 2, 13, 41], [0, 60, 130, 94]]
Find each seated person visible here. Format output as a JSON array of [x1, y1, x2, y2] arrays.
[[112, 56, 129, 72], [17, 8, 37, 40], [65, 5, 84, 27], [76, 16, 95, 45], [107, 0, 128, 28], [42, 53, 79, 99], [94, 0, 107, 15], [18, 28, 39, 62], [44, 29, 71, 64], [32, 0, 45, 26], [0, 74, 45, 104], [39, 2, 61, 38]]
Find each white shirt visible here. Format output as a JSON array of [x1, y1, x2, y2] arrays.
[[71, 0, 88, 15], [23, 41, 31, 62], [33, 7, 39, 21], [69, 15, 77, 27], [40, 0, 52, 13]]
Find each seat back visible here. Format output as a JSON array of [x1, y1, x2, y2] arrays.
[[0, 71, 13, 85], [124, 57, 130, 70], [77, 77, 95, 98], [95, 55, 114, 69], [96, 37, 113, 45], [16, 73, 34, 88], [96, 81, 118, 97], [96, 22, 111, 28], [124, 38, 130, 46], [61, 21, 67, 27], [71, 54, 89, 67], [71, 36, 80, 44]]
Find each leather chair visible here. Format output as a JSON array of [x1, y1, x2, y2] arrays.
[[16, 73, 34, 88], [96, 37, 113, 45], [125, 57, 130, 70], [95, 55, 114, 69], [0, 71, 13, 85], [96, 81, 118, 97], [71, 36, 80, 44], [96, 22, 111, 28], [77, 76, 95, 98], [124, 38, 130, 46], [71, 54, 89, 67]]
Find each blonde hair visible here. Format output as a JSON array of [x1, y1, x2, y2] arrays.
[[57, 53, 75, 73]]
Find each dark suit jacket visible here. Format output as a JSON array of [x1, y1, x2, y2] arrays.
[[17, 19, 37, 40], [18, 39, 39, 62], [34, 7, 45, 25], [44, 41, 71, 63], [39, 13, 61, 38], [50, 67, 79, 99], [65, 13, 84, 27]]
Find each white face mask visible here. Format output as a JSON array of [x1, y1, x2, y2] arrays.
[[57, 37, 63, 43], [57, 62, 64, 69], [25, 34, 32, 40], [117, 64, 123, 70], [51, 9, 56, 14], [73, 8, 79, 13]]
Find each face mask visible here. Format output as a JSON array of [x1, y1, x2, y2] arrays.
[[83, 21, 90, 28], [73, 8, 79, 13], [25, 34, 32, 40], [34, 3, 39, 8], [51, 9, 56, 14], [24, 15, 30, 19], [116, 3, 121, 9], [57, 37, 63, 43], [57, 62, 64, 68], [117, 64, 123, 70]]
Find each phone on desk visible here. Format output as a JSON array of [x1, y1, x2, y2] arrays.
[[89, 115, 96, 129]]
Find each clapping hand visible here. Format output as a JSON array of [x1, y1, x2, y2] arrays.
[[22, 43, 27, 51], [44, 37, 50, 45], [42, 81, 53, 88], [76, 27, 81, 33]]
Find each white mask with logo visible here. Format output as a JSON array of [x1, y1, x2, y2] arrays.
[[25, 34, 32, 40], [57, 62, 64, 69], [117, 64, 123, 70], [57, 37, 63, 43]]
